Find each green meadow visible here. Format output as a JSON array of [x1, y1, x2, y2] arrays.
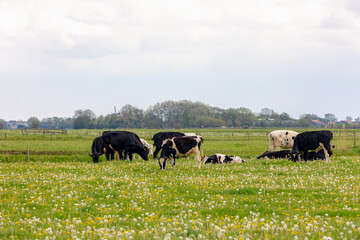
[[0, 129, 359, 239]]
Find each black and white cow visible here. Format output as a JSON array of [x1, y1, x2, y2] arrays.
[[268, 130, 298, 151], [257, 150, 292, 159], [203, 154, 247, 164], [89, 131, 149, 163], [152, 131, 185, 158], [158, 135, 203, 170], [291, 130, 333, 163]]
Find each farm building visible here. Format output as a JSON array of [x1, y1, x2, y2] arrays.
[[6, 121, 29, 129], [312, 120, 325, 127]]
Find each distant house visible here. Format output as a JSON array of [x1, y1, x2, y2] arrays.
[[337, 120, 353, 125], [312, 120, 325, 127], [6, 121, 29, 129]]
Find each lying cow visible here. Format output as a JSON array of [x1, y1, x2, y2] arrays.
[[295, 145, 335, 161], [257, 150, 291, 159], [292, 130, 333, 163], [203, 154, 247, 164], [158, 135, 203, 170], [268, 130, 298, 151], [152, 131, 185, 158]]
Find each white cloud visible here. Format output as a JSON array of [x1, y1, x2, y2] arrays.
[[0, 0, 359, 120]]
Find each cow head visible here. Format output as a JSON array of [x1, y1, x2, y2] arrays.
[[88, 153, 101, 163], [137, 146, 150, 161], [233, 156, 247, 163]]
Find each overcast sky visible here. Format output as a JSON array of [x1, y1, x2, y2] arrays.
[[1, 0, 359, 121]]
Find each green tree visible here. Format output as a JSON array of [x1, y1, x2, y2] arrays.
[[28, 117, 40, 129], [73, 109, 96, 129], [0, 119, 6, 129]]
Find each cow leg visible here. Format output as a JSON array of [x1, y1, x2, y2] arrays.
[[158, 158, 167, 170], [128, 152, 133, 161], [194, 152, 202, 169], [115, 151, 120, 161], [119, 151, 124, 160], [269, 143, 274, 152], [153, 147, 160, 159], [171, 157, 176, 168], [320, 143, 331, 163], [302, 151, 308, 162], [275, 144, 281, 151]]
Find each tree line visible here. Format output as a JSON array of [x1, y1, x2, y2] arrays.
[[2, 100, 360, 129]]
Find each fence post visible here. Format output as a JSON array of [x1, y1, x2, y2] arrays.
[[27, 146, 30, 162], [5, 132, 7, 140], [247, 133, 250, 141], [354, 131, 356, 147]]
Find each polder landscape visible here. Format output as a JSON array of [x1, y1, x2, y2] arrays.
[[0, 128, 359, 240]]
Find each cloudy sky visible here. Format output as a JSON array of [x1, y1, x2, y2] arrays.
[[1, 0, 359, 121]]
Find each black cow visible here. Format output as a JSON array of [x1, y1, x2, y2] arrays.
[[152, 132, 185, 158], [204, 154, 247, 164], [89, 131, 149, 163], [303, 145, 335, 161], [291, 130, 333, 163], [257, 150, 292, 159], [158, 136, 203, 170], [89, 136, 116, 162]]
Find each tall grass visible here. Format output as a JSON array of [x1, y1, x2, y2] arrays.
[[0, 129, 359, 239]]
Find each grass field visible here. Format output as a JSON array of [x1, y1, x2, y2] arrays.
[[0, 129, 359, 239]]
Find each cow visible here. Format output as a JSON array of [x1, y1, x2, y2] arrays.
[[257, 150, 292, 159], [203, 154, 247, 164], [89, 136, 116, 162], [152, 131, 185, 158], [158, 135, 203, 170], [291, 130, 333, 163], [89, 131, 149, 163], [128, 139, 154, 160], [268, 130, 298, 152], [301, 145, 335, 161]]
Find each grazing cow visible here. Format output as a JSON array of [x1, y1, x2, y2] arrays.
[[89, 131, 149, 163], [152, 132, 185, 158], [291, 130, 333, 163], [129, 139, 154, 160], [268, 130, 298, 151], [203, 154, 247, 164], [257, 150, 292, 159], [158, 136, 203, 170], [89, 137, 116, 162]]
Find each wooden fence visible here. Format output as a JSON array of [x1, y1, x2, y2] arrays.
[[23, 129, 67, 134]]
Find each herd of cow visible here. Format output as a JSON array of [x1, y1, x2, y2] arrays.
[[89, 130, 334, 170]]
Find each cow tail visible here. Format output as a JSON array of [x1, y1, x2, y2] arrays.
[[201, 138, 204, 160]]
